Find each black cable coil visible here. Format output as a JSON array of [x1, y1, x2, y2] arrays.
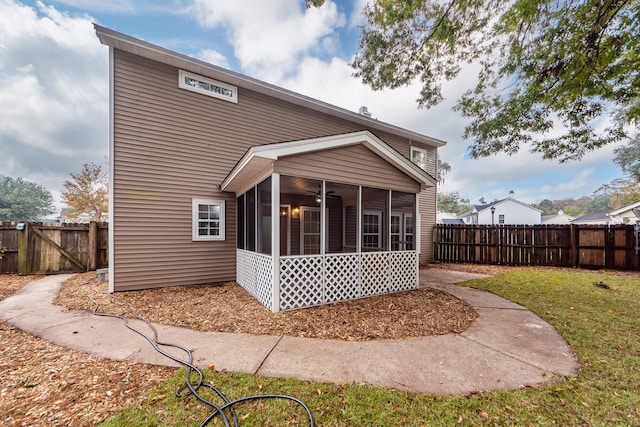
[[78, 280, 315, 427]]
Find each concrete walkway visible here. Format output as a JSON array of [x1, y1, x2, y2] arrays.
[[0, 270, 579, 395]]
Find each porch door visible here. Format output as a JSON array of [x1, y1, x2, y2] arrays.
[[301, 207, 321, 254]]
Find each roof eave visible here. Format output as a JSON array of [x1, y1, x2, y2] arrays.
[[221, 131, 436, 193]]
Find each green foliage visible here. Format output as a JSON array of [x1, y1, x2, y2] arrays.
[[353, 0, 640, 161], [305, 0, 324, 7], [437, 191, 471, 214], [614, 135, 640, 181], [0, 176, 54, 221], [101, 269, 640, 426], [533, 194, 623, 217]]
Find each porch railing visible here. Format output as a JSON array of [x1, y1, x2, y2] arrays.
[[279, 251, 418, 311]]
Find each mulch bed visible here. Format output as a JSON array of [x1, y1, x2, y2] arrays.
[[56, 272, 479, 341]]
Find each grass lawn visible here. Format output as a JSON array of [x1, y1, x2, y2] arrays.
[[101, 269, 639, 426]]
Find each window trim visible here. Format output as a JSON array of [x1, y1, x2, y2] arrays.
[[179, 70, 238, 103], [192, 199, 225, 241], [410, 146, 428, 171]]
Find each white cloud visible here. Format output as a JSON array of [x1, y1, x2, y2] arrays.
[[195, 48, 230, 69], [0, 0, 108, 210], [44, 0, 135, 13], [348, 0, 368, 28], [189, 0, 345, 79]]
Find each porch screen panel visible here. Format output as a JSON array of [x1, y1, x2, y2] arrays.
[[280, 175, 322, 256], [362, 187, 389, 251], [237, 194, 245, 249], [257, 177, 272, 255], [326, 182, 358, 254], [391, 191, 416, 251], [246, 187, 256, 252]]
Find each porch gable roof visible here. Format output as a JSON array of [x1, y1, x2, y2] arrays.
[[221, 130, 437, 193]]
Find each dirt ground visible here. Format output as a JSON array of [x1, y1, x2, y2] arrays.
[[0, 265, 490, 425]]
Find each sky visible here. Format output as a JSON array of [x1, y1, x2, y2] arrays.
[[0, 0, 626, 214]]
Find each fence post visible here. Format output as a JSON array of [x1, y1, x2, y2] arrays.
[[17, 222, 29, 275], [569, 224, 578, 267], [87, 221, 98, 271]]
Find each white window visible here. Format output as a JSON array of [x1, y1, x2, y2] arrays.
[[192, 199, 225, 241], [179, 70, 238, 103], [499, 214, 505, 224], [411, 147, 428, 171], [363, 210, 382, 250]]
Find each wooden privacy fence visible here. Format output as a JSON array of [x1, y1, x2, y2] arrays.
[[433, 224, 640, 270], [0, 222, 108, 274]]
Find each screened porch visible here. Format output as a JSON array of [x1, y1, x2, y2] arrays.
[[235, 176, 419, 311], [221, 131, 434, 312]]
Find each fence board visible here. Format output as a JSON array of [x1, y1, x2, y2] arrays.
[[433, 224, 639, 270], [0, 222, 108, 274]]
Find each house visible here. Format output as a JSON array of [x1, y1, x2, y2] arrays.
[[95, 26, 445, 312], [570, 211, 611, 225], [457, 197, 542, 225], [436, 211, 458, 224], [609, 201, 640, 224], [541, 210, 574, 225]]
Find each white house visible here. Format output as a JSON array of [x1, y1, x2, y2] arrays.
[[541, 210, 574, 224], [458, 197, 542, 225], [609, 201, 640, 224]]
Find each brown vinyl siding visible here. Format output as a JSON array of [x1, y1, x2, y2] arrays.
[[112, 49, 439, 290], [274, 145, 421, 194]]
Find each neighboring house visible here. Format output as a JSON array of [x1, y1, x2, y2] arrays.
[[541, 210, 574, 225], [457, 197, 542, 225], [436, 211, 458, 224], [96, 26, 445, 312], [441, 218, 465, 225], [608, 201, 640, 224], [570, 211, 611, 225]]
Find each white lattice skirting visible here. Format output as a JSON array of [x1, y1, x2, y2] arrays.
[[236, 249, 273, 310], [279, 251, 418, 311]]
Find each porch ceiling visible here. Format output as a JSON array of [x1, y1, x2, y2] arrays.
[[221, 130, 436, 193]]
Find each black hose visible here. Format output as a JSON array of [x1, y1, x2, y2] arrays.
[[77, 280, 316, 427]]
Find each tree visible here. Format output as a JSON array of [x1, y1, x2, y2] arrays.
[[614, 135, 640, 182], [0, 176, 54, 221], [351, 0, 640, 162], [61, 163, 108, 222], [437, 191, 471, 214], [437, 159, 451, 185], [594, 178, 640, 209]]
